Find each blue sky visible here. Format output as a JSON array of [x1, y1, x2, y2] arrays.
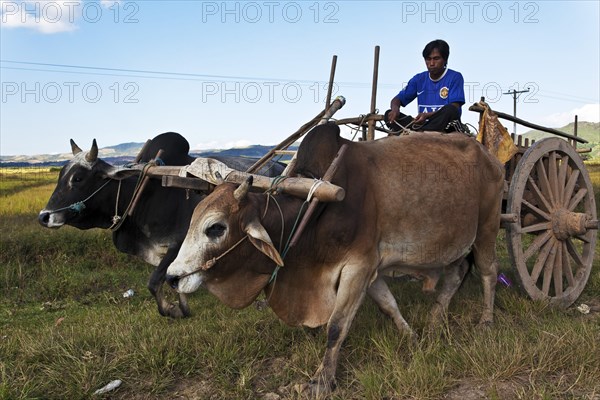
[[1, 0, 599, 156]]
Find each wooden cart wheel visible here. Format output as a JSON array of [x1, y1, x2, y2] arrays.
[[506, 137, 598, 308]]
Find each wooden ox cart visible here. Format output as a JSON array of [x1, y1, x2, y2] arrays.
[[125, 49, 597, 309]]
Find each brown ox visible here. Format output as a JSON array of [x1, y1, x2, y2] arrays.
[[166, 123, 504, 396]]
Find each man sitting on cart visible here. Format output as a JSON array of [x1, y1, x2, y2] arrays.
[[385, 39, 467, 134]]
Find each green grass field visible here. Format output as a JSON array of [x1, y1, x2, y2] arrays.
[[1, 166, 599, 400]]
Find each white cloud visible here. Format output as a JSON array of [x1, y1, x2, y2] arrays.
[[193, 139, 253, 151], [538, 104, 600, 127], [1, 1, 77, 34], [100, 0, 120, 9]]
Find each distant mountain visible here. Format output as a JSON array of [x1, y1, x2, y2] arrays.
[[5, 121, 596, 168], [0, 143, 297, 167], [520, 121, 599, 160]]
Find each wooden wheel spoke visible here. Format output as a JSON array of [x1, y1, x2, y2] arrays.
[[522, 198, 551, 221], [553, 240, 563, 296], [530, 238, 554, 284], [523, 231, 552, 261], [557, 155, 569, 205], [542, 240, 558, 296], [575, 234, 591, 244], [536, 158, 556, 207], [561, 241, 574, 287], [527, 176, 553, 214], [567, 187, 588, 211], [521, 222, 551, 234], [548, 152, 560, 202], [565, 238, 584, 267], [562, 169, 580, 208]]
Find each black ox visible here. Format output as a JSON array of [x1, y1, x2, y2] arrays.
[[38, 132, 285, 318]]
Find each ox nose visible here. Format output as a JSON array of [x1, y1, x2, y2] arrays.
[[165, 274, 180, 290], [38, 211, 50, 227]]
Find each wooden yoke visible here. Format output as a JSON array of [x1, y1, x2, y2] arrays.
[[139, 158, 346, 203], [288, 143, 348, 247]]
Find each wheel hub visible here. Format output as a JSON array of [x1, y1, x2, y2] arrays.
[[551, 208, 590, 241]]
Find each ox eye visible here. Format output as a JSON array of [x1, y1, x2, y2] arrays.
[[72, 175, 83, 183], [205, 223, 226, 238]]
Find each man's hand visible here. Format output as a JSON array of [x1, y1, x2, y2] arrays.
[[414, 111, 434, 124], [388, 108, 400, 124]]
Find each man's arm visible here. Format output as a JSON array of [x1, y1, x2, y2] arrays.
[[388, 96, 403, 123]]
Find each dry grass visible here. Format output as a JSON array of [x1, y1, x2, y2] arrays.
[[1, 167, 599, 400]]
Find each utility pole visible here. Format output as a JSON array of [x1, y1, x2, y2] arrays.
[[503, 88, 530, 134]]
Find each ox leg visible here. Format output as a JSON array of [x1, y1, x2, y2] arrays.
[[148, 244, 191, 318], [473, 237, 499, 326], [429, 258, 469, 328], [367, 275, 415, 337], [305, 263, 373, 398]]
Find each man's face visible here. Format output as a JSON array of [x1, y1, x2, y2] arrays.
[[425, 49, 446, 78]]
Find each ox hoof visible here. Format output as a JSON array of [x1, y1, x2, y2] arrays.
[[477, 319, 494, 329], [160, 303, 190, 319], [478, 311, 494, 327], [298, 378, 335, 399]]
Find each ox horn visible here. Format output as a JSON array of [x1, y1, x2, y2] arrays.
[[70, 139, 83, 155], [214, 171, 225, 185], [233, 176, 253, 201], [86, 139, 98, 163]]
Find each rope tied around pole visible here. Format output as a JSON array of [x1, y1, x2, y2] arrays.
[[306, 180, 324, 202]]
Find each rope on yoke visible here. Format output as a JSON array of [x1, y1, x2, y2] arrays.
[[306, 179, 324, 202], [267, 175, 288, 194], [109, 161, 156, 231], [268, 198, 309, 285]]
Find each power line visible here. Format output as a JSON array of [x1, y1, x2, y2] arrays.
[[503, 88, 530, 134], [0, 60, 400, 89]]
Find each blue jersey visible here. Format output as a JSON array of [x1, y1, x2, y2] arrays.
[[396, 69, 465, 116]]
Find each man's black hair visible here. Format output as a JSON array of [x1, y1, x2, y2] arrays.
[[422, 39, 450, 62]]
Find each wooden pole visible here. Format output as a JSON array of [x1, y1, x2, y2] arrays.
[[325, 55, 338, 108], [247, 56, 342, 175], [288, 144, 348, 247], [282, 96, 346, 176], [140, 161, 346, 203], [367, 46, 380, 141], [245, 109, 327, 174], [469, 103, 588, 144], [573, 115, 578, 149], [128, 149, 164, 216]]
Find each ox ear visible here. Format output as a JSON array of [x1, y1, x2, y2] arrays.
[[70, 139, 83, 155], [245, 219, 284, 267], [103, 166, 141, 180]]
